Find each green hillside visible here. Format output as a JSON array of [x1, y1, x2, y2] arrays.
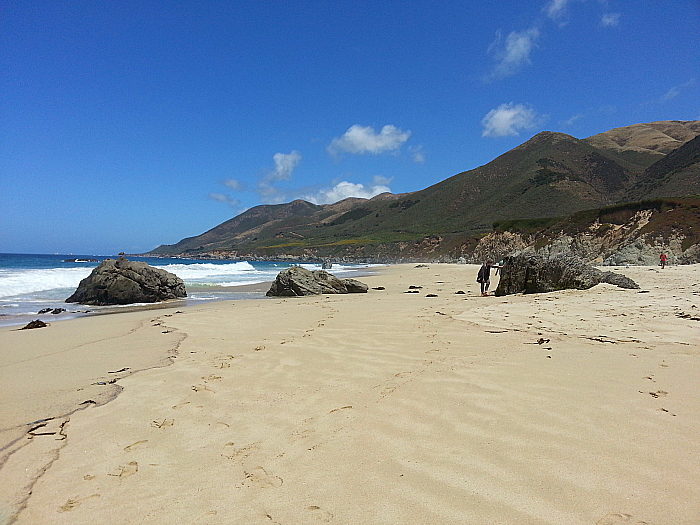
[[149, 120, 700, 260]]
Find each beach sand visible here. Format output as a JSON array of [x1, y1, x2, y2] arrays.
[[1, 263, 699, 524]]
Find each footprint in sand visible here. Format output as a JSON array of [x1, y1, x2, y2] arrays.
[[223, 442, 261, 462], [596, 513, 650, 525], [243, 466, 283, 488], [307, 505, 334, 522], [58, 494, 100, 512], [328, 406, 353, 414], [124, 440, 149, 452], [108, 461, 139, 478], [380, 386, 396, 397]]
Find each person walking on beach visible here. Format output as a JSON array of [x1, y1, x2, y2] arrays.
[[477, 261, 494, 296], [660, 252, 667, 269]]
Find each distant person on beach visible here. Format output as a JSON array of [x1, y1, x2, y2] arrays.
[[477, 261, 494, 296], [660, 252, 667, 269]]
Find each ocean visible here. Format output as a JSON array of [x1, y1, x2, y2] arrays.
[[0, 253, 380, 327]]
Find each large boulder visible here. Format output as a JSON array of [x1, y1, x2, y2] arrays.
[[494, 254, 639, 296], [66, 256, 187, 305], [266, 266, 368, 297]]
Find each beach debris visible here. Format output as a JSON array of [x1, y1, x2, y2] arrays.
[[649, 390, 668, 398], [266, 266, 368, 296], [426, 293, 438, 297], [93, 378, 117, 385], [524, 337, 550, 344], [108, 367, 130, 374], [151, 418, 174, 428], [455, 290, 465, 294], [415, 264, 429, 268], [372, 286, 385, 290], [404, 290, 419, 293], [66, 255, 186, 305], [408, 285, 422, 289], [495, 254, 639, 296], [588, 336, 616, 344], [20, 319, 48, 330]]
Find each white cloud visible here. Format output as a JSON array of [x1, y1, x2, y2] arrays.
[[562, 113, 584, 127], [600, 13, 620, 27], [327, 125, 411, 156], [256, 150, 302, 201], [271, 151, 301, 181], [660, 79, 696, 103], [545, 0, 570, 20], [208, 192, 240, 207], [304, 176, 392, 205], [223, 178, 245, 191], [408, 144, 426, 163], [481, 103, 543, 137], [486, 27, 540, 80]]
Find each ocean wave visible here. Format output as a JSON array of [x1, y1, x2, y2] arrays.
[[156, 261, 258, 281], [0, 267, 92, 298]]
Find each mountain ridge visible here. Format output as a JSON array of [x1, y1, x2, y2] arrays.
[[149, 120, 700, 262]]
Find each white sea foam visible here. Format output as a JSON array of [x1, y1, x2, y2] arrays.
[[0, 268, 92, 298], [155, 261, 265, 285]]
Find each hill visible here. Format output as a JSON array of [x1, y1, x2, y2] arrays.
[[149, 120, 700, 262]]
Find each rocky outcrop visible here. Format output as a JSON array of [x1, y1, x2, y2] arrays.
[[66, 256, 187, 305], [494, 254, 639, 296], [471, 198, 700, 266], [266, 266, 368, 297]]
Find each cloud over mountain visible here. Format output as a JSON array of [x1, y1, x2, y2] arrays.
[[327, 125, 411, 156], [481, 103, 544, 137], [304, 176, 392, 205]]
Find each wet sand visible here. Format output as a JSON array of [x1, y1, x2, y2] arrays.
[[1, 264, 698, 524]]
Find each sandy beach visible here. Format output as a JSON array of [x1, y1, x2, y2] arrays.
[[1, 263, 699, 525]]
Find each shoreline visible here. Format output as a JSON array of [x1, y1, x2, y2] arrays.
[[0, 264, 384, 329], [2, 263, 699, 524]]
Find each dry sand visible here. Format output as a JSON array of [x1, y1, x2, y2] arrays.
[[1, 263, 699, 524]]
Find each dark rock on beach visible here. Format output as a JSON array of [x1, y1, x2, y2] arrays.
[[266, 266, 368, 297], [66, 256, 187, 306], [21, 320, 48, 330], [495, 254, 639, 296]]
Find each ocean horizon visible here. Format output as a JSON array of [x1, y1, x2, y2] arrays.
[[0, 253, 381, 327]]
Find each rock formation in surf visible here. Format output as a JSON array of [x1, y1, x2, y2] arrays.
[[266, 266, 368, 297], [66, 256, 186, 305]]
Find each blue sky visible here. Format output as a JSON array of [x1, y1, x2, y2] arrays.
[[2, 1, 699, 255]]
